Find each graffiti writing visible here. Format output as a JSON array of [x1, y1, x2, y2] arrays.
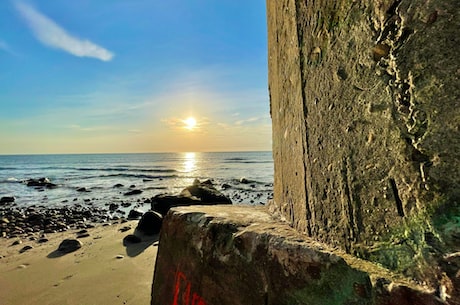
[[172, 271, 207, 305]]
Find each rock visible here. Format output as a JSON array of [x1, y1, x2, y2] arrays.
[[239, 177, 250, 184], [113, 183, 124, 188], [38, 238, 49, 243], [116, 254, 124, 259], [119, 226, 131, 233], [123, 234, 142, 244], [181, 179, 232, 204], [137, 210, 163, 235], [124, 189, 143, 196], [57, 239, 82, 253], [151, 194, 201, 216], [151, 180, 232, 216], [221, 183, 232, 190], [128, 209, 143, 220], [25, 178, 57, 188], [109, 203, 119, 211], [76, 187, 89, 192], [11, 240, 22, 246], [0, 196, 15, 205], [19, 245, 33, 253]]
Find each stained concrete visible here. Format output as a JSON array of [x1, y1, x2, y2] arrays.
[[151, 205, 446, 305], [267, 0, 459, 293]]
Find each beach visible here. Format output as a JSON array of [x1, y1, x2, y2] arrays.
[[0, 220, 157, 305], [0, 152, 273, 304]]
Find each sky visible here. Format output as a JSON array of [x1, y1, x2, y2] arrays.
[[0, 0, 270, 154]]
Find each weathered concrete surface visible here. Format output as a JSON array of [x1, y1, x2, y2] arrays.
[[151, 205, 446, 305], [267, 0, 459, 293]]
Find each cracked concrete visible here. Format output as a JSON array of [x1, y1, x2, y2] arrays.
[[267, 0, 459, 299]]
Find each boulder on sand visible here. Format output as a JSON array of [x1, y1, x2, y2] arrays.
[[58, 239, 82, 253], [151, 179, 232, 216], [137, 210, 163, 235]]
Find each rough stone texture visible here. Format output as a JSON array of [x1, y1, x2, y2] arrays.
[[267, 0, 459, 294], [151, 205, 446, 305]]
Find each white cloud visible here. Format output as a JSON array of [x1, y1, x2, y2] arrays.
[[15, 1, 114, 61]]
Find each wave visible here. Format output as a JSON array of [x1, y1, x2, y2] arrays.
[[75, 167, 177, 173], [71, 173, 179, 180], [0, 177, 20, 184], [223, 160, 273, 164]]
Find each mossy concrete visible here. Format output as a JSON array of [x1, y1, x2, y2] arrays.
[[151, 205, 445, 305], [267, 0, 459, 296]]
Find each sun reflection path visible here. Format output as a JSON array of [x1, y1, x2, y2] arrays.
[[183, 152, 196, 173]]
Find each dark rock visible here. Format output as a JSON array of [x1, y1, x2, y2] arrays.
[[77, 233, 90, 238], [221, 183, 232, 190], [38, 238, 49, 243], [119, 226, 131, 233], [124, 189, 143, 196], [113, 183, 124, 188], [11, 240, 22, 246], [123, 234, 142, 244], [151, 179, 232, 216], [181, 179, 232, 204], [57, 239, 82, 253], [128, 209, 143, 220], [0, 196, 15, 205], [76, 187, 89, 192], [19, 245, 33, 253], [151, 194, 201, 216], [121, 202, 132, 208], [109, 203, 119, 211], [25, 178, 57, 188], [137, 210, 163, 235]]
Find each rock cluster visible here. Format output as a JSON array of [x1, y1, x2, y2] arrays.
[[0, 204, 109, 239]]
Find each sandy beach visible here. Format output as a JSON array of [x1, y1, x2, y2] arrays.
[[0, 221, 158, 305]]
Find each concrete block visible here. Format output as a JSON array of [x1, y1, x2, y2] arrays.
[[151, 205, 445, 305]]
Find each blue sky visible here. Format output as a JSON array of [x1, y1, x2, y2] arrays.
[[0, 0, 270, 154]]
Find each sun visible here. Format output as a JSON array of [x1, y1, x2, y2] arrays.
[[184, 117, 197, 130]]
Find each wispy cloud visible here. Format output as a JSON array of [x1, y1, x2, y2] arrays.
[[15, 1, 114, 61]]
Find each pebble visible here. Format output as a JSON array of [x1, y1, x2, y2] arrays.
[[119, 226, 131, 233], [116, 254, 124, 259], [19, 245, 33, 253], [11, 240, 22, 246]]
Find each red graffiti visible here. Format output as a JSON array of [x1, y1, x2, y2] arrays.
[[172, 271, 207, 305]]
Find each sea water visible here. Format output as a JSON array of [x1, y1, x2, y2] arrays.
[[0, 152, 273, 211]]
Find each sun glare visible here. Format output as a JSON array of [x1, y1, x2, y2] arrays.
[[184, 117, 197, 130]]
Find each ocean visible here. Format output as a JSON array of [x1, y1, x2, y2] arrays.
[[0, 151, 273, 213]]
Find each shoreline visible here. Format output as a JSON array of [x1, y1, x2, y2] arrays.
[[0, 220, 158, 305]]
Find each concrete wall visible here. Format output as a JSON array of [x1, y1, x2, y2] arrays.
[[267, 0, 459, 288]]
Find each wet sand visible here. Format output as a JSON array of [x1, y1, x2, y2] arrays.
[[0, 221, 158, 305]]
